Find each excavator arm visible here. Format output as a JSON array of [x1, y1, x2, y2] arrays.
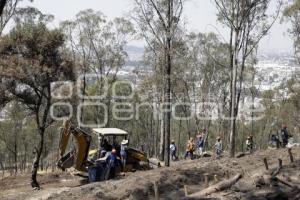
[[57, 120, 92, 172]]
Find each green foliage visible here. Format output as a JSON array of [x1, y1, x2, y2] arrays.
[[60, 9, 134, 75], [284, 0, 300, 62]]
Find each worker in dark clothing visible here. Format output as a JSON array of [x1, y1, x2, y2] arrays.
[[120, 140, 128, 171], [112, 136, 121, 153], [100, 138, 112, 158], [269, 134, 280, 149], [281, 125, 290, 148], [105, 149, 120, 179]]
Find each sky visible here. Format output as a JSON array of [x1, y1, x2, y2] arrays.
[[20, 0, 294, 54]]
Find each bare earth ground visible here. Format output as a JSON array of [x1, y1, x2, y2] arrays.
[[1, 147, 300, 200]]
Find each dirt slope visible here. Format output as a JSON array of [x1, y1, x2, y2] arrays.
[[1, 147, 300, 200]]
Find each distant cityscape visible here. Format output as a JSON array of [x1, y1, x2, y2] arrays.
[[0, 46, 299, 121]]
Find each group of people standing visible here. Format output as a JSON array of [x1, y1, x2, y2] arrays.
[[269, 124, 292, 148], [183, 133, 206, 159], [170, 132, 224, 160], [169, 124, 292, 161]]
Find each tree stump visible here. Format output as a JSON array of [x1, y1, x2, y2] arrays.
[[288, 148, 294, 163], [153, 181, 159, 200], [204, 173, 209, 188], [184, 185, 188, 196], [214, 175, 219, 184], [225, 170, 230, 179], [263, 158, 269, 170], [278, 159, 282, 169]]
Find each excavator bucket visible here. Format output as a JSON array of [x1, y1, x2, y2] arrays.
[[127, 148, 148, 162], [57, 151, 75, 170]]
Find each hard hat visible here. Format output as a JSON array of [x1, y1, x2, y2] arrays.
[[217, 136, 221, 140], [121, 139, 129, 145], [171, 139, 175, 143]]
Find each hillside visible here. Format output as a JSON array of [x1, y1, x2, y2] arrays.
[[1, 147, 300, 200]]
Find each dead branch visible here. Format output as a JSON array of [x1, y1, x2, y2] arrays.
[[183, 174, 242, 199], [271, 177, 293, 188]]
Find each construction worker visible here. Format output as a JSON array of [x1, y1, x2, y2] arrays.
[[196, 134, 204, 156], [184, 138, 195, 160], [281, 124, 290, 148], [246, 135, 254, 153], [269, 134, 280, 149], [105, 149, 120, 179], [215, 137, 222, 159], [112, 135, 121, 153], [170, 140, 178, 161], [100, 138, 111, 158], [120, 140, 128, 171]]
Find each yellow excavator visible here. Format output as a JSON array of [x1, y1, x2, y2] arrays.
[[57, 120, 149, 180]]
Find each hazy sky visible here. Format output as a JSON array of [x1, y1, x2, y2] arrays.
[[21, 0, 293, 54]]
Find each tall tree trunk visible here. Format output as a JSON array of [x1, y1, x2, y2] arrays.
[[159, 112, 165, 161], [164, 0, 172, 167], [79, 67, 87, 129], [229, 74, 237, 157], [0, 0, 6, 16], [178, 119, 182, 156], [31, 128, 45, 189], [24, 142, 27, 172], [14, 132, 17, 174], [229, 27, 239, 157]]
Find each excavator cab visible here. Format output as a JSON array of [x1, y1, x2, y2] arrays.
[[92, 128, 149, 166]]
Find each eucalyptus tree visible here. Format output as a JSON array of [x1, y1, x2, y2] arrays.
[[0, 0, 6, 15], [175, 32, 231, 149], [133, 0, 184, 166], [0, 7, 74, 188], [0, 102, 25, 174], [0, 0, 31, 107], [60, 10, 134, 127], [0, 0, 28, 34], [214, 0, 281, 157], [284, 0, 300, 63]]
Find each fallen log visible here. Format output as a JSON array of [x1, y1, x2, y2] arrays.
[[272, 177, 293, 188], [236, 152, 245, 158], [183, 174, 242, 199], [255, 159, 288, 188]]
